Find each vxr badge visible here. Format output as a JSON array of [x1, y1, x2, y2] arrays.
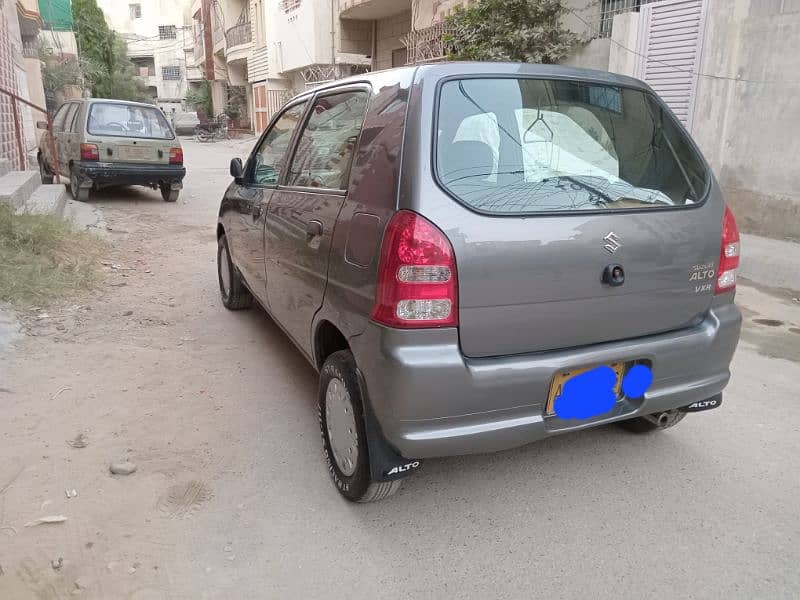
[[603, 231, 622, 254]]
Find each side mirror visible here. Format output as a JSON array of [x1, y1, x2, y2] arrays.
[[230, 157, 244, 180], [36, 121, 48, 130]]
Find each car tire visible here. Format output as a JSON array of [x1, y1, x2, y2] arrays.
[[68, 167, 89, 202], [161, 185, 179, 202], [38, 156, 54, 184], [319, 350, 403, 503], [617, 409, 686, 433], [217, 234, 252, 310]]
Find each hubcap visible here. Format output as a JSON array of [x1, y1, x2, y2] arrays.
[[325, 377, 359, 476], [219, 244, 231, 298]]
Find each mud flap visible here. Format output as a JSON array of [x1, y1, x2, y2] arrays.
[[680, 393, 723, 412], [355, 367, 421, 483]]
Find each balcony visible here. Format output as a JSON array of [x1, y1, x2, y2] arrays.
[[22, 41, 39, 58], [339, 0, 411, 20], [225, 22, 252, 65], [194, 36, 205, 65], [225, 23, 252, 49]]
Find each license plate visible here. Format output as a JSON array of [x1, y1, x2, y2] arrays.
[[545, 362, 626, 415], [120, 146, 151, 160]]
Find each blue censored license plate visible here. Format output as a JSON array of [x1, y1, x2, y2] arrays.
[[545, 362, 626, 416]]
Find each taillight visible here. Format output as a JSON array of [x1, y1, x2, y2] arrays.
[[80, 143, 99, 161], [715, 205, 740, 294], [169, 147, 183, 165], [371, 210, 458, 328]]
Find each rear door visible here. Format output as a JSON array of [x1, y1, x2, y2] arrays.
[[61, 102, 83, 169], [427, 76, 720, 358], [43, 103, 70, 175], [57, 102, 79, 176], [265, 87, 370, 354]]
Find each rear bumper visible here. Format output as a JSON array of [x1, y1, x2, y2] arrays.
[[76, 161, 186, 188], [352, 302, 742, 459]]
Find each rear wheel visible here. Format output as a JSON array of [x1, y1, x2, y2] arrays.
[[217, 234, 252, 310], [68, 167, 89, 202], [617, 409, 686, 433], [319, 350, 402, 503], [161, 184, 179, 202], [38, 156, 53, 184]]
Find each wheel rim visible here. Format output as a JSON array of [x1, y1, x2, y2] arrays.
[[219, 244, 231, 298], [325, 377, 359, 477]]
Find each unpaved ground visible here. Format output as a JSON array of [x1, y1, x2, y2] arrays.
[[1, 139, 800, 599]]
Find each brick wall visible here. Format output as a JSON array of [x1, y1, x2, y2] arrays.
[[0, 7, 24, 171]]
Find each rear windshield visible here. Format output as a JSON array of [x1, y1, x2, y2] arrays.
[[88, 102, 175, 139], [435, 78, 708, 214]]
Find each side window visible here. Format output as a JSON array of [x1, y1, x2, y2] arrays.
[[52, 104, 70, 131], [62, 104, 79, 133], [251, 101, 308, 185], [286, 90, 369, 190]]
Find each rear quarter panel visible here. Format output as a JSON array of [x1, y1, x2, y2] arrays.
[[314, 68, 416, 353]]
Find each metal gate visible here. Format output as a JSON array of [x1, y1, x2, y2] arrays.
[[635, 0, 707, 130]]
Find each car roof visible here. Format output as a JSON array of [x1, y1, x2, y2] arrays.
[[296, 61, 650, 100], [80, 98, 162, 109]]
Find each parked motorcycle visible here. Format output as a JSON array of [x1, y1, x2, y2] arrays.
[[194, 114, 229, 142]]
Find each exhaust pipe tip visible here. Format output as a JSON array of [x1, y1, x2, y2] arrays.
[[657, 412, 670, 427]]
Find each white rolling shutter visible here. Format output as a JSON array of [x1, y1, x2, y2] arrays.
[[635, 0, 707, 130]]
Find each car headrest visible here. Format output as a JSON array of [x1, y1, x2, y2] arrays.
[[439, 140, 495, 183]]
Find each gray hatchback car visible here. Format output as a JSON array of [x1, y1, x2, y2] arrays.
[[216, 63, 742, 502]]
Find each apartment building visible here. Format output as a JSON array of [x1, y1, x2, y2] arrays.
[[186, 0, 800, 240], [189, 0, 256, 129], [98, 0, 194, 113]]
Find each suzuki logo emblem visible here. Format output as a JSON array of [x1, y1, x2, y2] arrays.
[[603, 232, 622, 254]]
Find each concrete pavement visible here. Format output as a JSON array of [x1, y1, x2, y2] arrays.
[[0, 139, 798, 599]]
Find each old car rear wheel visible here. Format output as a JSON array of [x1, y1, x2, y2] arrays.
[[161, 184, 179, 202], [69, 167, 89, 202], [217, 234, 252, 310], [319, 350, 402, 503]]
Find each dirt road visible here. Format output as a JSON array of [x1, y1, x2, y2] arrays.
[[1, 139, 799, 599]]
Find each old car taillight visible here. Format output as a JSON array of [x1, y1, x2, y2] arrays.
[[80, 143, 99, 161], [715, 205, 740, 294], [371, 210, 458, 328], [169, 147, 183, 165]]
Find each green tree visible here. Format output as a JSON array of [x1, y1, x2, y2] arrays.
[[445, 0, 580, 64], [185, 80, 213, 120], [72, 0, 146, 100]]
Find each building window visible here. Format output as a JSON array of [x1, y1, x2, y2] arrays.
[[279, 0, 301, 13], [161, 65, 181, 80], [159, 25, 177, 40], [129, 4, 141, 19]]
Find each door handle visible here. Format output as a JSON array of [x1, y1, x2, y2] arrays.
[[306, 220, 323, 239]]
